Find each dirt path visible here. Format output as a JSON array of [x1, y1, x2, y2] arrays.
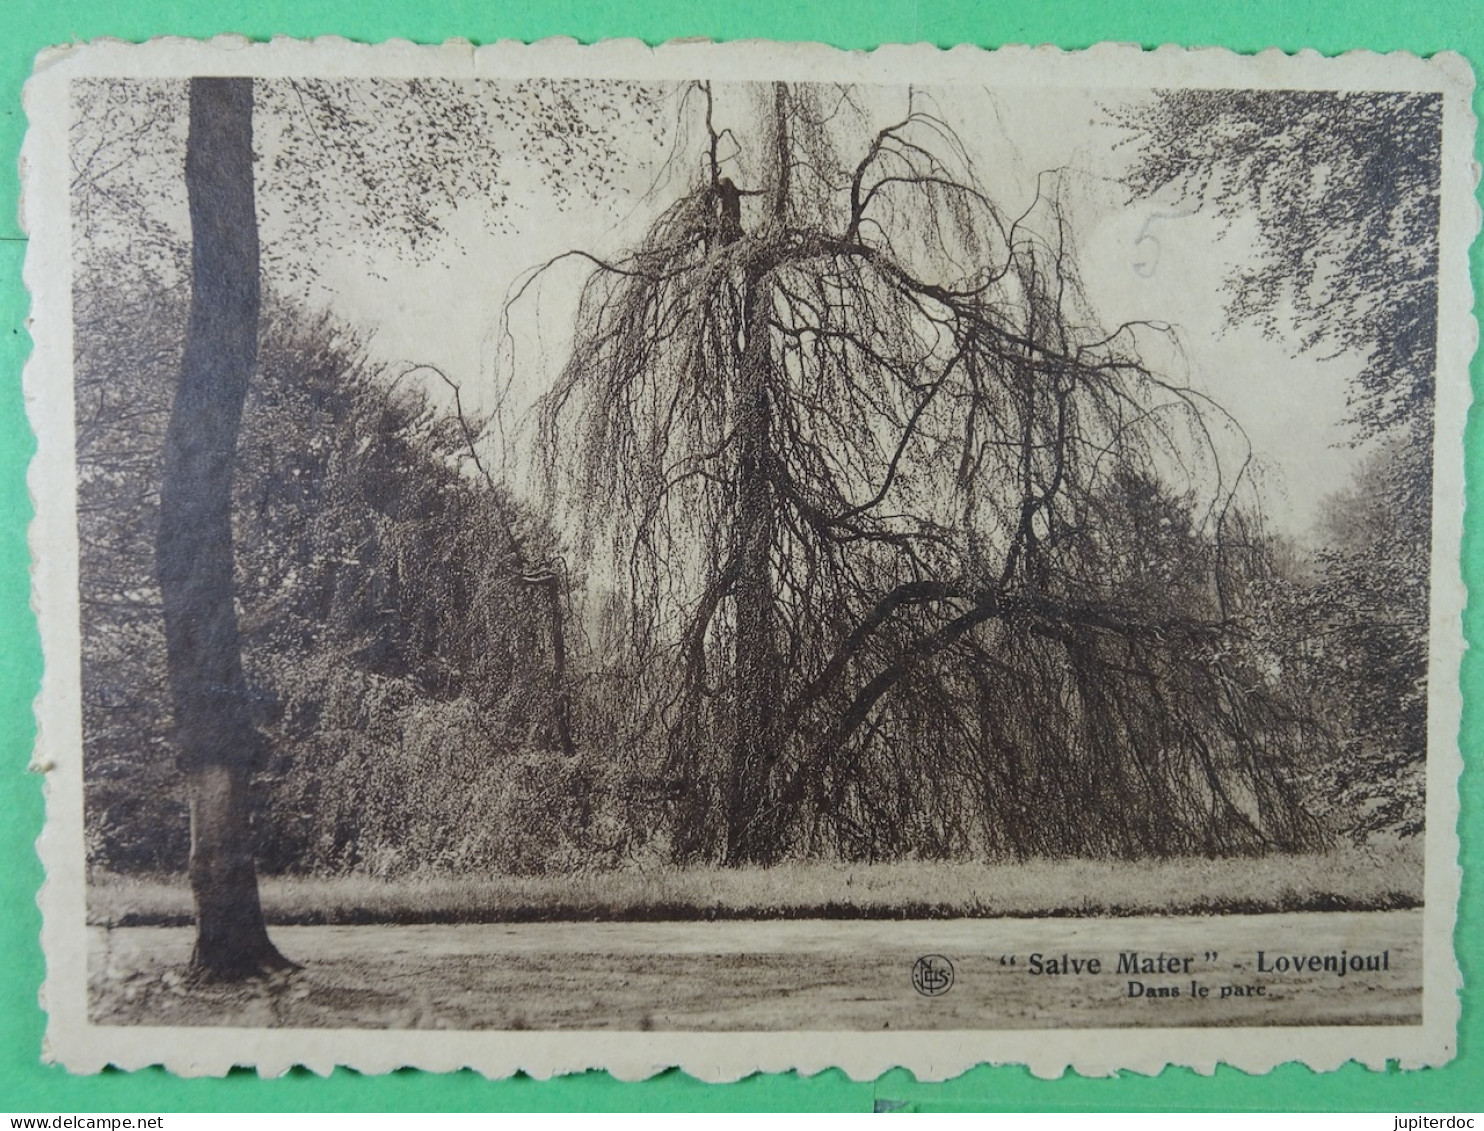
[[91, 911, 1421, 1030]]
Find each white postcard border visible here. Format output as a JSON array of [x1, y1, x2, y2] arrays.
[[23, 36, 1477, 1081]]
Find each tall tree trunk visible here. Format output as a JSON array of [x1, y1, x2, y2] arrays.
[[157, 77, 291, 979], [724, 83, 793, 865], [725, 265, 782, 864]]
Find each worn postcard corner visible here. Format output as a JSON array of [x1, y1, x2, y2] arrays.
[[21, 35, 1476, 1082]]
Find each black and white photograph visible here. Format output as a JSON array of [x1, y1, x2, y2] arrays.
[[24, 39, 1472, 1079]]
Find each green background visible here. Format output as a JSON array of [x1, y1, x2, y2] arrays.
[[1, 0, 1479, 1113]]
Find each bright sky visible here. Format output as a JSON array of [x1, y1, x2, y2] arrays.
[[292, 82, 1368, 546]]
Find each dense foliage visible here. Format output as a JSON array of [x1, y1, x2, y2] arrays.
[[1117, 89, 1439, 841], [78, 274, 614, 875]]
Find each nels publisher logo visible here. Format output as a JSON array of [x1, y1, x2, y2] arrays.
[[912, 954, 955, 997]]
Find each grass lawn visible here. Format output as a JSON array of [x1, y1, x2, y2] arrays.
[[87, 839, 1423, 926]]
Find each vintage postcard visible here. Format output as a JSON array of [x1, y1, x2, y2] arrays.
[[23, 37, 1475, 1080]]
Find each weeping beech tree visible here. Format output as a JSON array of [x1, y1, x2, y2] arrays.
[[537, 82, 1327, 865]]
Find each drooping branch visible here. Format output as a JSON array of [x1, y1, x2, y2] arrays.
[[403, 362, 576, 757]]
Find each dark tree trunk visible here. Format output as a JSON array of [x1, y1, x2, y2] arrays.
[[157, 77, 291, 980], [725, 265, 783, 865], [723, 84, 794, 866]]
